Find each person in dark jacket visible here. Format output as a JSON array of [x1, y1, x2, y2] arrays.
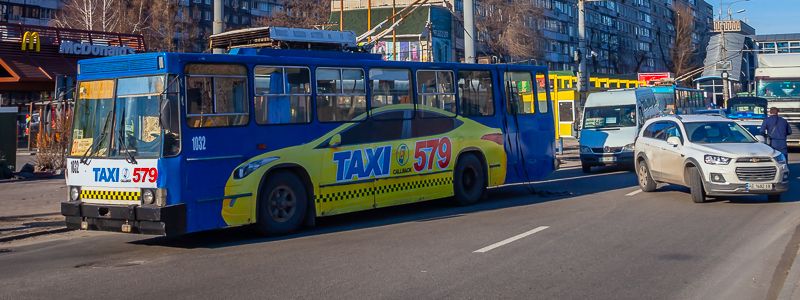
[[761, 107, 792, 159]]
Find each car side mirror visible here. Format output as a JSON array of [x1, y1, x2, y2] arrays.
[[328, 134, 342, 148], [666, 136, 681, 147], [756, 135, 766, 143]]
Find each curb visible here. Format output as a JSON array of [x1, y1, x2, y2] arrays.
[[0, 227, 73, 243]]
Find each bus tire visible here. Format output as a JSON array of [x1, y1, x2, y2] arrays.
[[256, 171, 308, 235], [453, 153, 486, 206]]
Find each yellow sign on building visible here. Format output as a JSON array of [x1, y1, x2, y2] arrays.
[[21, 31, 41, 52]]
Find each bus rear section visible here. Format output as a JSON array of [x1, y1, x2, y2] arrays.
[[579, 88, 659, 172], [756, 53, 800, 145]]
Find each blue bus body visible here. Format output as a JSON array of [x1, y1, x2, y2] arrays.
[[64, 49, 556, 235]]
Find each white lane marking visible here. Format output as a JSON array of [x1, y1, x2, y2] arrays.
[[473, 226, 550, 253], [626, 189, 643, 196]]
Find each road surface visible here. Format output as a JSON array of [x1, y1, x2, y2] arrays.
[[1, 156, 799, 300]]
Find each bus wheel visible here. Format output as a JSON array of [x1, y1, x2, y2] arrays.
[[453, 153, 486, 205], [256, 171, 308, 235]]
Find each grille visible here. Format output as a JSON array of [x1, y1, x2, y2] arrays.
[[80, 189, 141, 201], [735, 166, 777, 182], [736, 157, 773, 163], [592, 147, 622, 153]]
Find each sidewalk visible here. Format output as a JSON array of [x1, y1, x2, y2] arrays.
[[0, 177, 69, 243], [556, 137, 581, 169]]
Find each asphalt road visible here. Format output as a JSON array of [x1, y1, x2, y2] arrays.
[[1, 156, 800, 300]]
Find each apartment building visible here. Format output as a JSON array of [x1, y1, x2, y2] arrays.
[[0, 0, 59, 26], [330, 0, 714, 75]]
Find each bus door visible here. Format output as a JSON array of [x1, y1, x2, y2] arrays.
[[316, 120, 380, 216], [182, 65, 252, 230], [502, 69, 554, 183]]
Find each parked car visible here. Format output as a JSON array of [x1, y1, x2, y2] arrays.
[[635, 115, 789, 203]]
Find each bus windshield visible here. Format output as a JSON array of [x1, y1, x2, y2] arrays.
[[757, 80, 800, 98], [112, 76, 165, 158], [70, 75, 169, 158], [583, 105, 637, 129]]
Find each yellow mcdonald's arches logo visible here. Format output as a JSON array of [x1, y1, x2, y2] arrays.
[[21, 31, 41, 52]]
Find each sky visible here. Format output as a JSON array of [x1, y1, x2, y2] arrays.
[[723, 0, 800, 34]]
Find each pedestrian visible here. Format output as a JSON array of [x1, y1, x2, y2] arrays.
[[761, 107, 792, 159]]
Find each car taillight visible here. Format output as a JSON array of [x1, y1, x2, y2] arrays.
[[481, 133, 504, 145]]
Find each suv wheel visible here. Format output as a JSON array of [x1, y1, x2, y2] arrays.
[[637, 159, 657, 192], [688, 167, 706, 203]]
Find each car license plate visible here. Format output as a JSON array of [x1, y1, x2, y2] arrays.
[[600, 157, 616, 162], [749, 183, 773, 191]]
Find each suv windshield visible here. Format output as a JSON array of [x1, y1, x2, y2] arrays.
[[70, 75, 172, 158], [685, 121, 756, 144], [583, 105, 637, 129]]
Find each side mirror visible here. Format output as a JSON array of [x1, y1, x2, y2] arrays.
[[667, 136, 681, 147], [328, 134, 342, 148], [756, 135, 766, 143]]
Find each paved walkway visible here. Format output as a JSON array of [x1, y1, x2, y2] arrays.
[[0, 177, 67, 243]]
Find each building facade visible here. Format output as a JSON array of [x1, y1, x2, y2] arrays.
[[0, 0, 60, 26], [755, 33, 800, 54], [330, 0, 713, 75]]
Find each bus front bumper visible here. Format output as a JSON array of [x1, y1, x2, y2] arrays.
[[61, 202, 186, 236]]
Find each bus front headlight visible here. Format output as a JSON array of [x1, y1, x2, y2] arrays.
[[69, 186, 80, 201], [234, 157, 279, 179], [142, 189, 155, 205]]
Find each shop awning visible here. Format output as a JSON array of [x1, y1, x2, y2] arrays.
[[0, 55, 77, 91]]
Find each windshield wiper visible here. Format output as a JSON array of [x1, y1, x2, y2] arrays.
[[115, 104, 138, 165], [80, 110, 113, 165], [117, 132, 138, 165]]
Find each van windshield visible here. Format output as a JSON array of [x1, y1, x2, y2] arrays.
[[583, 105, 637, 129]]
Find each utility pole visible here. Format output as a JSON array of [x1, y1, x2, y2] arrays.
[[340, 0, 344, 31], [575, 0, 590, 136], [212, 0, 224, 54], [463, 0, 475, 63]]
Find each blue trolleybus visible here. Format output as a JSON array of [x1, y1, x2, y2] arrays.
[[61, 39, 556, 236], [650, 85, 709, 115]]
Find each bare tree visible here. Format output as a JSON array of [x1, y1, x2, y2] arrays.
[[256, 0, 330, 29], [53, 0, 120, 31], [671, 1, 697, 77], [474, 0, 544, 61]]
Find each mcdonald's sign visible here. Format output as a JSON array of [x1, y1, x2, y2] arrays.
[[21, 31, 41, 52]]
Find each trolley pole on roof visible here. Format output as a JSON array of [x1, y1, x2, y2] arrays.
[[463, 0, 476, 63], [213, 0, 224, 54]]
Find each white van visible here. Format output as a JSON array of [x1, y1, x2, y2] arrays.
[[579, 88, 661, 172]]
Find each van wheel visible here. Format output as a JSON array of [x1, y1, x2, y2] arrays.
[[256, 171, 308, 235], [688, 167, 706, 203], [453, 154, 486, 205], [768, 194, 781, 202], [637, 159, 657, 192]]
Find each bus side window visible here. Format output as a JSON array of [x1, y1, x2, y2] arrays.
[[417, 70, 456, 117], [316, 68, 366, 122], [457, 70, 494, 116], [254, 66, 311, 124], [504, 71, 534, 115], [185, 64, 249, 128], [534, 71, 549, 113], [369, 68, 413, 119]]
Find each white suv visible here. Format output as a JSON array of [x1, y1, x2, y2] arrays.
[[635, 115, 789, 203]]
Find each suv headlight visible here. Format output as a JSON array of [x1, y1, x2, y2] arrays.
[[580, 146, 593, 154], [775, 153, 787, 164], [704, 155, 731, 165], [622, 143, 635, 152], [234, 157, 279, 179]]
